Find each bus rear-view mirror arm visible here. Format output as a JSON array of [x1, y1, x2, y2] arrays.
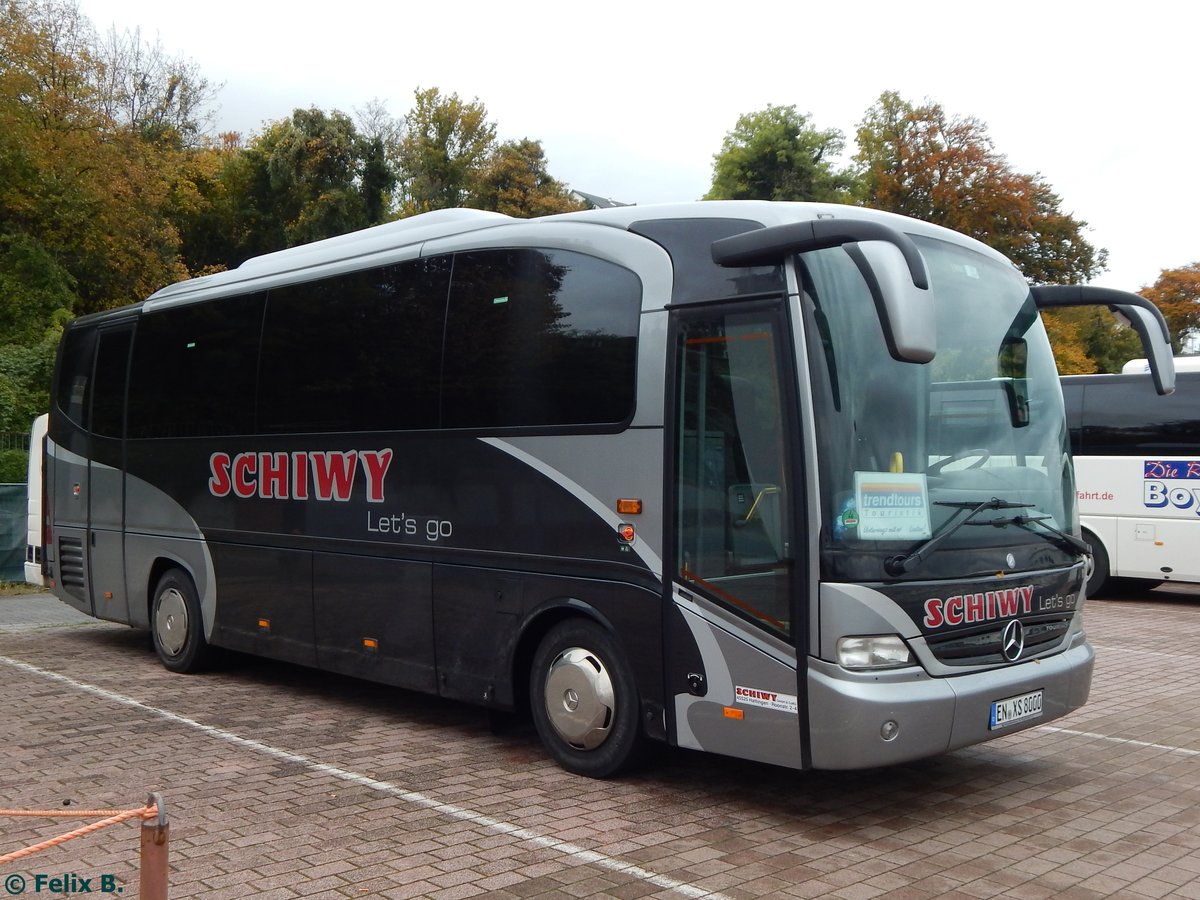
[[1030, 285, 1176, 395], [712, 219, 936, 365]]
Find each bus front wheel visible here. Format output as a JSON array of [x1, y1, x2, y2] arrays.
[[151, 568, 215, 673], [530, 619, 642, 778]]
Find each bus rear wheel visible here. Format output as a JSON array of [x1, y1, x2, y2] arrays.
[[530, 619, 642, 778], [151, 568, 215, 673]]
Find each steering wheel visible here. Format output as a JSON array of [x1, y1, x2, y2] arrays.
[[927, 448, 991, 476]]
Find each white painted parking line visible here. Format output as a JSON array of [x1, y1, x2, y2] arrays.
[[0, 653, 730, 900], [1090, 642, 1199, 662], [1036, 725, 1200, 758]]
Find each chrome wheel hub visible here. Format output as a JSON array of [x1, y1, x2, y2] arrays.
[[155, 588, 189, 657], [544, 647, 615, 750]]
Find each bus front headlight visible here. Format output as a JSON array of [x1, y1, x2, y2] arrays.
[[837, 635, 913, 670]]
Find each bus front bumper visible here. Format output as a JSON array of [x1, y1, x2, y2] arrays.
[[806, 633, 1094, 770]]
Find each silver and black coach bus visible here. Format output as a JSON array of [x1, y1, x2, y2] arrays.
[[42, 201, 1175, 776]]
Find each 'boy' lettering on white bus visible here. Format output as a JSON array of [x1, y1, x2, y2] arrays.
[[209, 449, 393, 503], [1143, 480, 1200, 515]]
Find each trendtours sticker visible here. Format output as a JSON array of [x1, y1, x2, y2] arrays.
[[854, 471, 932, 540]]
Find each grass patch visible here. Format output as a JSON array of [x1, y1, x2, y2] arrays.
[[0, 581, 42, 597]]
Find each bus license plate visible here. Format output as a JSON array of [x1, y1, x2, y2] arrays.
[[989, 689, 1043, 730]]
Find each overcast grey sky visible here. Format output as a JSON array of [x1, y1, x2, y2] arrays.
[[78, 0, 1198, 292]]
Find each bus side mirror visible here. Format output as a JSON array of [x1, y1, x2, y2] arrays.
[[1112, 304, 1175, 395], [844, 241, 936, 364], [711, 218, 935, 365], [999, 336, 1030, 427], [1030, 285, 1176, 395]]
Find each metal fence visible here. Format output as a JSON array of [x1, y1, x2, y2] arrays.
[[0, 432, 32, 453], [0, 484, 25, 581]]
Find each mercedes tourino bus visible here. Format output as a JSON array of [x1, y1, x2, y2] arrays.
[[42, 201, 1174, 776]]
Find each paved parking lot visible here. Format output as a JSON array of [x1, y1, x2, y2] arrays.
[[1, 586, 1198, 899]]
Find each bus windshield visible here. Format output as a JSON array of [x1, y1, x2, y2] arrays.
[[803, 235, 1076, 583]]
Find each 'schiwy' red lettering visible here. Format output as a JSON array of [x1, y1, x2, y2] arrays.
[[923, 586, 1033, 628], [208, 448, 393, 504]]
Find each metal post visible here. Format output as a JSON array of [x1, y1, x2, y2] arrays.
[[139, 793, 169, 900]]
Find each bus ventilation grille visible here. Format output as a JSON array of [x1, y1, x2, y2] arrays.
[[57, 537, 86, 601], [925, 616, 1072, 666]]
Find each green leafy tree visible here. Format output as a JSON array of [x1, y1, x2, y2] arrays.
[[471, 138, 585, 217], [0, 232, 71, 431], [262, 107, 373, 245], [360, 135, 394, 224], [1041, 307, 1141, 375], [163, 135, 244, 275], [0, 333, 59, 432], [397, 87, 496, 215], [355, 98, 403, 221], [705, 104, 860, 203], [0, 231, 75, 344], [192, 108, 394, 267]]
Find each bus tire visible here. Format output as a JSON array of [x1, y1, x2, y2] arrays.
[[151, 568, 215, 673], [1084, 532, 1110, 597], [530, 619, 642, 778]]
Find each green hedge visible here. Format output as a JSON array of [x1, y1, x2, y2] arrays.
[[0, 448, 27, 483]]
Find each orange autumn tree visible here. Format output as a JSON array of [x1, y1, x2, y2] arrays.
[[855, 92, 1115, 373], [855, 91, 1106, 286], [1141, 263, 1200, 355], [0, 0, 201, 314], [471, 138, 586, 218]]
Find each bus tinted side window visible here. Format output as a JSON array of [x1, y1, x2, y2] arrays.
[[91, 329, 132, 438], [441, 249, 641, 429], [258, 257, 450, 433], [128, 294, 265, 438], [56, 327, 96, 429], [1060, 381, 1083, 455], [1076, 373, 1200, 455]]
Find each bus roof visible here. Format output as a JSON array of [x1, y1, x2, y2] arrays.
[[139, 201, 1015, 312]]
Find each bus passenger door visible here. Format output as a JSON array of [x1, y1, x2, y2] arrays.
[[86, 325, 133, 623], [667, 301, 807, 769]]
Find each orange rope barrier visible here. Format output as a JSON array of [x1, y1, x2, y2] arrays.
[[0, 804, 157, 867], [1, 808, 157, 819]]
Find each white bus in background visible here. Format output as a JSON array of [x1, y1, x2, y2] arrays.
[[24, 413, 47, 585], [1062, 363, 1200, 595], [1122, 357, 1200, 374]]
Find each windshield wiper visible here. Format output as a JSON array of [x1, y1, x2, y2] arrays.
[[885, 497, 1031, 577], [978, 513, 1091, 557]]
